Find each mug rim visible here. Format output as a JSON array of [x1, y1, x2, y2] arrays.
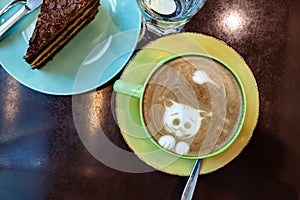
[[139, 52, 247, 160]]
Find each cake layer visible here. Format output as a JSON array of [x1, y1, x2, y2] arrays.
[[28, 5, 99, 68], [25, 0, 99, 60], [24, 0, 100, 68]]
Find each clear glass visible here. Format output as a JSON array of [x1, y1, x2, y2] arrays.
[[136, 0, 206, 35]]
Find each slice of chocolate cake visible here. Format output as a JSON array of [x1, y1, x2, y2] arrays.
[[24, 0, 100, 69]]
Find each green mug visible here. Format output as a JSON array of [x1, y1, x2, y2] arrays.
[[114, 52, 246, 159]]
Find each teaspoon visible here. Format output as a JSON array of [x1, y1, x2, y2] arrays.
[[181, 159, 202, 200]]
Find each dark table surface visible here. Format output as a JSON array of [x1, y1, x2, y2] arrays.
[[1, 0, 299, 199]]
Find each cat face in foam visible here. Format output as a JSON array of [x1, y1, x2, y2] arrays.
[[163, 100, 208, 139]]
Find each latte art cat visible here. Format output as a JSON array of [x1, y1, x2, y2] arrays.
[[163, 100, 209, 139], [142, 55, 243, 157], [159, 100, 212, 155]]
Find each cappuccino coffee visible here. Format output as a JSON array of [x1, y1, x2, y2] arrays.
[[142, 55, 244, 157]]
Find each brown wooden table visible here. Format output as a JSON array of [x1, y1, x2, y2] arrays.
[[0, 0, 299, 199]]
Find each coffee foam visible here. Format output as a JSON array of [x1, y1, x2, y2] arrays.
[[142, 55, 243, 157]]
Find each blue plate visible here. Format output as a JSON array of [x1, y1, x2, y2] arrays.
[[0, 0, 141, 95]]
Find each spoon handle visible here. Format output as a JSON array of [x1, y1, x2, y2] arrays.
[[181, 159, 203, 200], [0, 6, 29, 39], [0, 0, 25, 18]]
